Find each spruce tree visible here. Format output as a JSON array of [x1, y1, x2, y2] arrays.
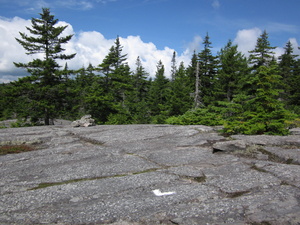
[[245, 30, 276, 96], [132, 56, 149, 102], [97, 37, 133, 123], [98, 36, 131, 105], [170, 51, 177, 82], [217, 40, 248, 101], [224, 64, 292, 135], [198, 33, 219, 105], [278, 41, 299, 105], [290, 59, 300, 110], [169, 62, 193, 115], [249, 30, 276, 68], [13, 8, 75, 125], [128, 57, 150, 123], [223, 36, 292, 135], [148, 60, 170, 122], [186, 51, 198, 91]]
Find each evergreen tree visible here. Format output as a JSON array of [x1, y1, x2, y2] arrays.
[[198, 33, 219, 105], [278, 41, 299, 105], [288, 58, 300, 110], [169, 62, 193, 115], [127, 57, 151, 123], [217, 40, 248, 101], [97, 37, 133, 123], [224, 63, 292, 135], [249, 30, 276, 68], [132, 56, 149, 102], [98, 36, 131, 105], [245, 30, 276, 96], [186, 51, 198, 91], [13, 8, 75, 125], [72, 64, 97, 116], [148, 60, 170, 122], [170, 51, 177, 82]]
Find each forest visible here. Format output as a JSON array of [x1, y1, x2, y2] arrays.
[[0, 8, 300, 135]]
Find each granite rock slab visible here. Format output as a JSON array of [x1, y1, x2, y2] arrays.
[[0, 124, 300, 224]]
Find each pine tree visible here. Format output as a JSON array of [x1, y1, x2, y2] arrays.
[[278, 41, 299, 105], [224, 64, 292, 135], [286, 58, 300, 111], [127, 57, 151, 123], [186, 51, 198, 91], [132, 56, 149, 102], [222, 33, 294, 135], [198, 33, 219, 105], [148, 60, 170, 122], [249, 30, 276, 68], [169, 62, 193, 115], [217, 40, 248, 101], [98, 36, 131, 105], [13, 8, 76, 125], [170, 51, 177, 82], [245, 30, 276, 96]]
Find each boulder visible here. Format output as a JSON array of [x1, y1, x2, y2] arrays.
[[71, 115, 95, 127], [290, 128, 300, 135], [213, 140, 247, 153]]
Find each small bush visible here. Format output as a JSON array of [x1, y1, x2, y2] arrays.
[[166, 108, 224, 126]]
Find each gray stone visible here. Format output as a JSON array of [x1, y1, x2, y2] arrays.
[[0, 124, 300, 224], [290, 128, 300, 135], [71, 115, 95, 127], [232, 134, 300, 146], [212, 140, 247, 152]]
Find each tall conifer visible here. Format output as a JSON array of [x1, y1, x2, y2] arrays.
[[198, 33, 218, 105], [13, 8, 75, 125]]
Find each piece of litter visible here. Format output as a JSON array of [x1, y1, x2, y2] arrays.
[[152, 189, 176, 196]]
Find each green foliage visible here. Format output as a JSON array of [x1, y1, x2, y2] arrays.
[[13, 8, 75, 125], [217, 40, 249, 101], [10, 119, 35, 128], [148, 60, 170, 117], [249, 30, 276, 67], [105, 113, 131, 125], [166, 107, 224, 126], [285, 118, 300, 128], [2, 21, 299, 136], [197, 33, 219, 105], [222, 64, 294, 135]]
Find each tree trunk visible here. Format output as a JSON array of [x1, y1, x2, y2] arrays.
[[194, 61, 203, 108], [44, 108, 50, 125]]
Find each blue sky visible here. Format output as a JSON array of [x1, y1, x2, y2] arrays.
[[1, 0, 300, 82]]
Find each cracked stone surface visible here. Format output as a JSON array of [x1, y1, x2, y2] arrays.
[[0, 124, 300, 224]]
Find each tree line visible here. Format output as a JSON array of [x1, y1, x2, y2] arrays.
[[0, 8, 299, 135]]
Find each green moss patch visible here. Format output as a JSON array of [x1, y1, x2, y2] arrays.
[[0, 144, 35, 155]]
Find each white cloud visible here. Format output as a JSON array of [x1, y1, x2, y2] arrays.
[[266, 22, 298, 34], [0, 17, 32, 73], [289, 38, 300, 56], [56, 0, 94, 10], [212, 0, 220, 9], [0, 16, 194, 82], [233, 27, 262, 56], [233, 27, 300, 59], [182, 35, 202, 56], [275, 38, 300, 60]]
